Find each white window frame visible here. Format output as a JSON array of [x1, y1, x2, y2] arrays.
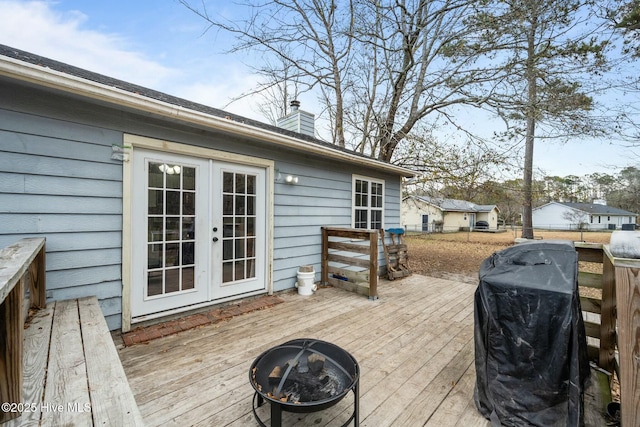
[[351, 175, 385, 230]]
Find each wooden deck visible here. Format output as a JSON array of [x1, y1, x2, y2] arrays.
[[117, 275, 605, 427]]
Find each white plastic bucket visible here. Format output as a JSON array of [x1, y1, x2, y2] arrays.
[[295, 265, 317, 296]]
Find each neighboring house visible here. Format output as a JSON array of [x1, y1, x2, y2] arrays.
[[402, 195, 499, 232], [0, 45, 414, 331], [533, 201, 638, 230]]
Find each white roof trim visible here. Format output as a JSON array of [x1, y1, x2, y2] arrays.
[[0, 55, 415, 177]]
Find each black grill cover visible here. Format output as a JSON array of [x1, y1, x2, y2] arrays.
[[474, 240, 589, 427]]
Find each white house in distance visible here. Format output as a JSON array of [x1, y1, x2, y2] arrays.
[[532, 201, 638, 230], [402, 195, 499, 232]]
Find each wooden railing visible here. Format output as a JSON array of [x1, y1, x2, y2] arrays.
[[602, 245, 640, 427], [0, 238, 46, 423], [321, 227, 379, 299]]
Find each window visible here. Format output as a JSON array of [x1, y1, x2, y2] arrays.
[[352, 176, 384, 229]]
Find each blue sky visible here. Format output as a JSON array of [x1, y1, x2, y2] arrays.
[[0, 1, 264, 115], [0, 0, 637, 179]]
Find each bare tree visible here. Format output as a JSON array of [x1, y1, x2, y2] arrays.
[[179, 0, 501, 161], [251, 60, 301, 126], [562, 208, 590, 230], [395, 127, 508, 200], [179, 0, 355, 147]]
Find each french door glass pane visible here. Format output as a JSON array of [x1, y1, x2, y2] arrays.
[[235, 239, 245, 258], [182, 267, 195, 290], [183, 167, 196, 190], [222, 171, 258, 283], [223, 262, 233, 283], [148, 190, 163, 214], [147, 271, 162, 296], [235, 174, 245, 193], [166, 217, 180, 240], [236, 195, 245, 214], [166, 191, 180, 215], [183, 193, 195, 215], [146, 162, 197, 297], [148, 218, 163, 241], [247, 217, 255, 236], [247, 195, 256, 215]]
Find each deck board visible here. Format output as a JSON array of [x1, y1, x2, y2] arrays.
[[118, 275, 607, 427], [41, 300, 93, 427]]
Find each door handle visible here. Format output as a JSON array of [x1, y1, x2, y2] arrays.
[[213, 237, 219, 242]]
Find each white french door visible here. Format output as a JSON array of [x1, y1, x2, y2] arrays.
[[131, 149, 267, 318], [211, 162, 267, 299]]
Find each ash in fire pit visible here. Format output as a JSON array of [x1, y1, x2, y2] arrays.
[[268, 353, 346, 403]]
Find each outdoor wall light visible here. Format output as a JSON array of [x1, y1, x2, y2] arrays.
[[275, 169, 299, 184], [159, 164, 181, 175]]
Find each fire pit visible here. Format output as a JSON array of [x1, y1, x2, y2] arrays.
[[249, 338, 360, 427]]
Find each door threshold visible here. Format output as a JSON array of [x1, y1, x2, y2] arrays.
[[122, 294, 283, 346]]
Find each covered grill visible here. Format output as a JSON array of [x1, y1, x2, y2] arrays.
[[249, 338, 359, 427], [474, 240, 589, 426]]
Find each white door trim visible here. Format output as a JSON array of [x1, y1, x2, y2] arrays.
[[121, 134, 275, 332]]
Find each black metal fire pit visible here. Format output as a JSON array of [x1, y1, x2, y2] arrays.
[[249, 338, 359, 427]]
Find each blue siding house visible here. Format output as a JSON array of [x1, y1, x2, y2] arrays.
[[0, 45, 414, 331]]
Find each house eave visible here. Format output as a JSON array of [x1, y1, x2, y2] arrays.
[[0, 54, 415, 178]]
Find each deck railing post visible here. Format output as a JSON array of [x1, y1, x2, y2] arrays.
[[30, 245, 46, 309], [611, 256, 640, 427], [321, 227, 329, 285], [606, 232, 640, 427], [0, 277, 25, 423], [369, 230, 378, 299], [599, 250, 616, 376]]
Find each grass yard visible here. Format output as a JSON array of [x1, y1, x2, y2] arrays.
[[405, 229, 612, 284]]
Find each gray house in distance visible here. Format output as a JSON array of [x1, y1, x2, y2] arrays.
[[0, 45, 414, 331]]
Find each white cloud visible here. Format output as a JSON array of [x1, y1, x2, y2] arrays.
[[174, 66, 268, 120], [0, 0, 177, 87], [0, 0, 275, 123]]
